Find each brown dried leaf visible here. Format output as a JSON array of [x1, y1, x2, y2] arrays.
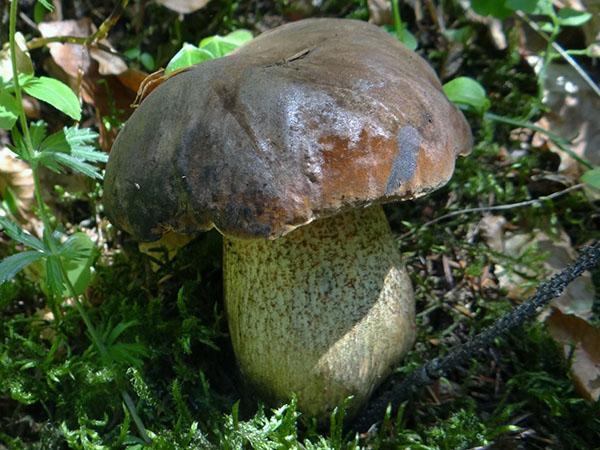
[[155, 0, 210, 14], [38, 18, 127, 77], [479, 220, 595, 319], [89, 46, 128, 76], [138, 231, 193, 271], [38, 19, 93, 77], [0, 147, 35, 219], [547, 309, 600, 402], [0, 32, 33, 81], [38, 19, 142, 150], [532, 64, 600, 178], [368, 0, 392, 25]]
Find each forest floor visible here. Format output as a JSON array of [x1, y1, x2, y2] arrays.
[[0, 0, 599, 448]]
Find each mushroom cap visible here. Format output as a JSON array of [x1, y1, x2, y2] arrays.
[[104, 18, 472, 241]]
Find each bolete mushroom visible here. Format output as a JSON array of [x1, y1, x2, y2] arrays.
[[104, 18, 472, 419]]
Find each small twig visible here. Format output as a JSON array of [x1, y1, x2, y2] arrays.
[[352, 241, 600, 432], [26, 0, 129, 50], [484, 112, 593, 169], [28, 37, 120, 56], [88, 0, 129, 45], [19, 11, 39, 32], [400, 183, 585, 240], [515, 10, 600, 99], [27, 35, 91, 49]]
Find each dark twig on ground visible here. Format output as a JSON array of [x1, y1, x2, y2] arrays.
[[352, 241, 600, 432]]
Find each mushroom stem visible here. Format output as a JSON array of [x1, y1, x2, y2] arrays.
[[223, 205, 416, 418]]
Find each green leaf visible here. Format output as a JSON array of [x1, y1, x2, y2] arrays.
[[59, 232, 93, 259], [0, 216, 46, 251], [105, 320, 139, 346], [7, 130, 28, 161], [557, 8, 592, 26], [23, 76, 81, 120], [384, 25, 418, 50], [45, 254, 64, 297], [124, 48, 141, 59], [470, 0, 513, 19], [0, 90, 19, 130], [442, 76, 491, 114], [64, 126, 100, 149], [107, 342, 148, 368], [199, 30, 253, 58], [139, 52, 155, 71], [37, 0, 54, 11], [33, 2, 48, 23], [222, 30, 254, 46], [38, 127, 105, 178], [0, 251, 43, 284], [2, 186, 21, 218], [443, 26, 474, 45], [199, 37, 236, 58], [164, 44, 214, 75], [165, 30, 253, 75], [50, 152, 103, 179], [29, 121, 48, 149], [581, 168, 600, 189], [399, 29, 417, 51], [505, 0, 553, 15], [59, 232, 96, 296]]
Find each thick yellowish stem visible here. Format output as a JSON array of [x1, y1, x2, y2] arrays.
[[223, 205, 416, 418]]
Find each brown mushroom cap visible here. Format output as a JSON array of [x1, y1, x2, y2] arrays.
[[104, 18, 472, 241]]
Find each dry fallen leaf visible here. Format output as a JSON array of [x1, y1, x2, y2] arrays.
[[479, 217, 595, 319], [547, 309, 600, 402], [531, 63, 600, 177], [138, 231, 193, 271], [368, 0, 392, 25], [0, 32, 33, 81], [0, 147, 35, 220], [480, 216, 598, 400], [38, 19, 143, 150], [156, 0, 211, 14]]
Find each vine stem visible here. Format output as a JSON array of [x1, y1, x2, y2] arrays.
[[391, 0, 403, 39], [9, 0, 149, 442], [9, 0, 34, 160]]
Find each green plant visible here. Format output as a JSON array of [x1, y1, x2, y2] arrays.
[[0, 0, 149, 443], [441, 70, 598, 191], [164, 29, 254, 74], [381, 0, 417, 50], [470, 0, 596, 101], [1, 1, 597, 447]]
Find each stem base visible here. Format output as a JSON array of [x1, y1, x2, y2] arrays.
[[224, 205, 416, 419]]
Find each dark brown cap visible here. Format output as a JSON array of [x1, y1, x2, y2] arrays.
[[104, 18, 472, 241]]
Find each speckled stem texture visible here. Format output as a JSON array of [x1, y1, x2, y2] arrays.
[[223, 205, 416, 419]]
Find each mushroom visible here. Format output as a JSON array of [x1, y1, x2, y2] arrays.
[[104, 18, 472, 419]]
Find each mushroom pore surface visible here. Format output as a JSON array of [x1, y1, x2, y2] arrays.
[[224, 205, 415, 418]]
